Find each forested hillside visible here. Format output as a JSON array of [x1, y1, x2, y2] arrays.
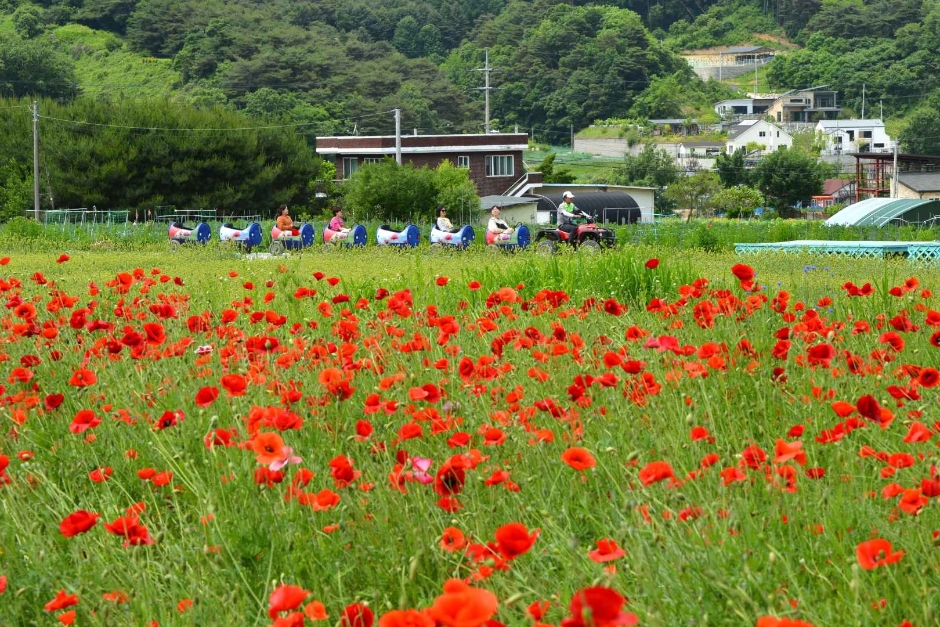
[[2, 0, 939, 135], [1, 0, 940, 215]]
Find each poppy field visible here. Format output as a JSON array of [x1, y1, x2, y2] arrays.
[[0, 246, 938, 627]]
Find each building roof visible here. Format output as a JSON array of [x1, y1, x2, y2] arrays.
[[825, 198, 940, 227], [680, 141, 725, 147], [823, 179, 854, 196], [723, 46, 773, 54], [817, 119, 885, 129], [480, 195, 538, 210], [898, 173, 940, 192], [649, 119, 696, 125], [535, 192, 640, 215]]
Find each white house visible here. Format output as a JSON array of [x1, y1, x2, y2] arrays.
[[726, 120, 793, 154], [815, 120, 893, 155]]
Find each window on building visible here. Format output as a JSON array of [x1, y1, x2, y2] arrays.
[[759, 131, 766, 138], [457, 155, 470, 169], [874, 143, 885, 149], [776, 131, 780, 137], [343, 158, 359, 180], [834, 136, 842, 144], [485, 155, 514, 177], [861, 130, 872, 139], [362, 158, 383, 167]]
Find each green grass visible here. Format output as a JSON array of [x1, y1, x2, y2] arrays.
[[50, 24, 181, 100]]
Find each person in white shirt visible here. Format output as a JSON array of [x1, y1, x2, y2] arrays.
[[435, 205, 455, 232], [557, 191, 582, 237], [487, 206, 513, 240]]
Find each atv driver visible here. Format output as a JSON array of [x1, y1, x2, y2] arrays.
[[557, 191, 589, 237]]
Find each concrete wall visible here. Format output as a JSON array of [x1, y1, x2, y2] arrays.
[[573, 138, 681, 159], [692, 64, 757, 82]]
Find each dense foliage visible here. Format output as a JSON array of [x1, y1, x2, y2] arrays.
[[0, 97, 323, 213], [340, 159, 479, 223]]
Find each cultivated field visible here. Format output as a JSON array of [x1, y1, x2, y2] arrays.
[[1, 243, 937, 626]]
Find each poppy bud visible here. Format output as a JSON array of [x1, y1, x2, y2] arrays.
[[504, 593, 524, 606], [625, 450, 639, 462], [408, 554, 420, 581]]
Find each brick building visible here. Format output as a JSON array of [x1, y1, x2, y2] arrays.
[[315, 133, 529, 197]]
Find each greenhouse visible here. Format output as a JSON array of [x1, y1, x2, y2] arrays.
[[825, 197, 940, 227]]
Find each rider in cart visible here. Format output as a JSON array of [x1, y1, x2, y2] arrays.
[[487, 206, 514, 241], [276, 205, 299, 238], [436, 205, 457, 232], [329, 207, 352, 237]]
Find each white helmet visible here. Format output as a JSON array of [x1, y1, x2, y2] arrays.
[[563, 191, 574, 199]]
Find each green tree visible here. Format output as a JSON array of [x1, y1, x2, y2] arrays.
[[12, 4, 45, 39], [754, 148, 825, 216], [665, 170, 721, 221], [899, 106, 940, 155], [715, 150, 751, 188], [606, 142, 681, 212], [710, 185, 764, 219], [341, 159, 478, 222], [392, 16, 421, 57], [535, 153, 575, 184], [0, 35, 79, 99], [0, 158, 31, 221]]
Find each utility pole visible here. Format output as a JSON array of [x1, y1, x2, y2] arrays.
[[32, 101, 40, 220], [892, 140, 899, 198], [879, 100, 883, 120], [394, 109, 402, 165], [474, 48, 495, 133], [861, 84, 866, 119], [754, 58, 759, 96]]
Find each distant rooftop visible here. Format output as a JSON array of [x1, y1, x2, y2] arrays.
[[817, 119, 885, 128]]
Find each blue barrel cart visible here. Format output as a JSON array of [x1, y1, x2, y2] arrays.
[[168, 221, 211, 250], [430, 224, 475, 249], [219, 222, 263, 252], [485, 224, 530, 251], [269, 223, 315, 255], [323, 224, 367, 248], [376, 224, 420, 248]]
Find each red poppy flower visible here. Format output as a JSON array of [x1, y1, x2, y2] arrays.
[[588, 538, 626, 563], [756, 618, 817, 627], [440, 526, 467, 552], [68, 368, 97, 387], [378, 609, 435, 627], [638, 461, 675, 486], [730, 263, 755, 282], [195, 386, 219, 407], [220, 374, 248, 396], [494, 522, 539, 560], [268, 584, 309, 619], [428, 579, 498, 627], [856, 539, 904, 570], [773, 439, 807, 466], [57, 254, 70, 264], [69, 410, 101, 434], [436, 276, 449, 286], [562, 447, 597, 471], [645, 258, 659, 269], [104, 515, 153, 547], [60, 510, 100, 537], [89, 467, 112, 482], [44, 590, 80, 612], [341, 603, 374, 627], [562, 586, 638, 627]]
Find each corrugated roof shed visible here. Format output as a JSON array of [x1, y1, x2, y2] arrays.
[[825, 198, 940, 226]]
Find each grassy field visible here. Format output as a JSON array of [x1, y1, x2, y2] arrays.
[[1, 237, 939, 626]]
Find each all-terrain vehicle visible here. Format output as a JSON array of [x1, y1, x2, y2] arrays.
[[533, 212, 615, 254]]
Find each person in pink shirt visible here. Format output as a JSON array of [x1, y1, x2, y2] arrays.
[[329, 208, 351, 236]]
